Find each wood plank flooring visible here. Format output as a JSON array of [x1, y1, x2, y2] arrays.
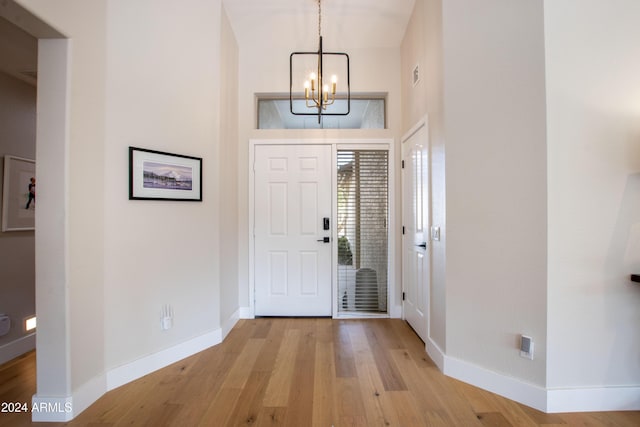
[[1, 318, 639, 426]]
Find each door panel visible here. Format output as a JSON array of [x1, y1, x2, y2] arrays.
[[269, 183, 287, 235], [300, 182, 318, 235], [300, 251, 319, 295], [402, 124, 430, 342], [269, 252, 288, 295], [255, 144, 332, 316]]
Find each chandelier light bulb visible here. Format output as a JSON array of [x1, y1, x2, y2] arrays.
[[309, 72, 317, 91]]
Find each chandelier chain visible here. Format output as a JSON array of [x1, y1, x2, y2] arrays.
[[318, 0, 322, 38]]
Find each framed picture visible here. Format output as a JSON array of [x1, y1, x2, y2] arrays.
[[2, 155, 36, 232], [129, 147, 202, 201]]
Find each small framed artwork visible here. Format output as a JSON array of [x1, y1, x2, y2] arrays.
[[2, 155, 36, 232], [129, 147, 202, 201]]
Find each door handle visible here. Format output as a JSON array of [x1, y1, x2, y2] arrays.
[[317, 237, 330, 243], [416, 242, 427, 248]]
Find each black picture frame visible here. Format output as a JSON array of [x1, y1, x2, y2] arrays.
[[129, 146, 202, 201]]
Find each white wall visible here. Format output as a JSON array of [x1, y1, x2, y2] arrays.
[[0, 71, 36, 363], [18, 0, 108, 404], [16, 0, 235, 420], [219, 6, 240, 328], [442, 0, 548, 387], [399, 0, 640, 411], [103, 0, 222, 371], [400, 0, 446, 351], [545, 0, 640, 390]]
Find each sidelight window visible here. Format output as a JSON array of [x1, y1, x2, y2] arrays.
[[337, 150, 389, 313]]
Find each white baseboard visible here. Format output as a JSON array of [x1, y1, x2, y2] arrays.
[[32, 374, 107, 422], [31, 395, 74, 422], [222, 308, 240, 340], [239, 306, 254, 319], [0, 333, 35, 365], [425, 336, 445, 372], [443, 355, 547, 412], [106, 328, 222, 391], [440, 354, 640, 413], [32, 328, 224, 422], [71, 373, 107, 419], [547, 386, 640, 413]]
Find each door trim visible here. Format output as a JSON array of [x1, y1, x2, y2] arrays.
[[248, 138, 395, 319]]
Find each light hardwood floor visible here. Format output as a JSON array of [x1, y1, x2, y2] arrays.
[[1, 318, 638, 426]]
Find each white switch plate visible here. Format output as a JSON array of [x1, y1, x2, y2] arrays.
[[431, 226, 440, 241], [161, 305, 173, 331]]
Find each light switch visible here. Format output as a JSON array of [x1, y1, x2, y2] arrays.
[[431, 226, 440, 241]]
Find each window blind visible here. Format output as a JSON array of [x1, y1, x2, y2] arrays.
[[337, 150, 389, 313]]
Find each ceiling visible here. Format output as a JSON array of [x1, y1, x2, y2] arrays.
[[223, 0, 416, 49], [0, 15, 37, 86], [0, 0, 62, 86], [0, 0, 416, 87]]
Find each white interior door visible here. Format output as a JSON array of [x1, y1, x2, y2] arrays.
[[254, 144, 332, 316], [402, 123, 430, 342]]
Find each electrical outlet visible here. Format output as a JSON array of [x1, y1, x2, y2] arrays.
[[161, 305, 173, 331], [520, 335, 534, 360]]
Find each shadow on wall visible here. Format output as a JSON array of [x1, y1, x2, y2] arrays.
[[604, 167, 640, 385], [606, 172, 640, 274]]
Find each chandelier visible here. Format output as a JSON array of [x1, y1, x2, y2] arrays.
[[289, 0, 351, 123]]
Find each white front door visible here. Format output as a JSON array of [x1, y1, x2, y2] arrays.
[[254, 144, 332, 316], [402, 123, 430, 342]]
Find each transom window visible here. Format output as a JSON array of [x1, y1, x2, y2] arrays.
[[257, 96, 386, 129]]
